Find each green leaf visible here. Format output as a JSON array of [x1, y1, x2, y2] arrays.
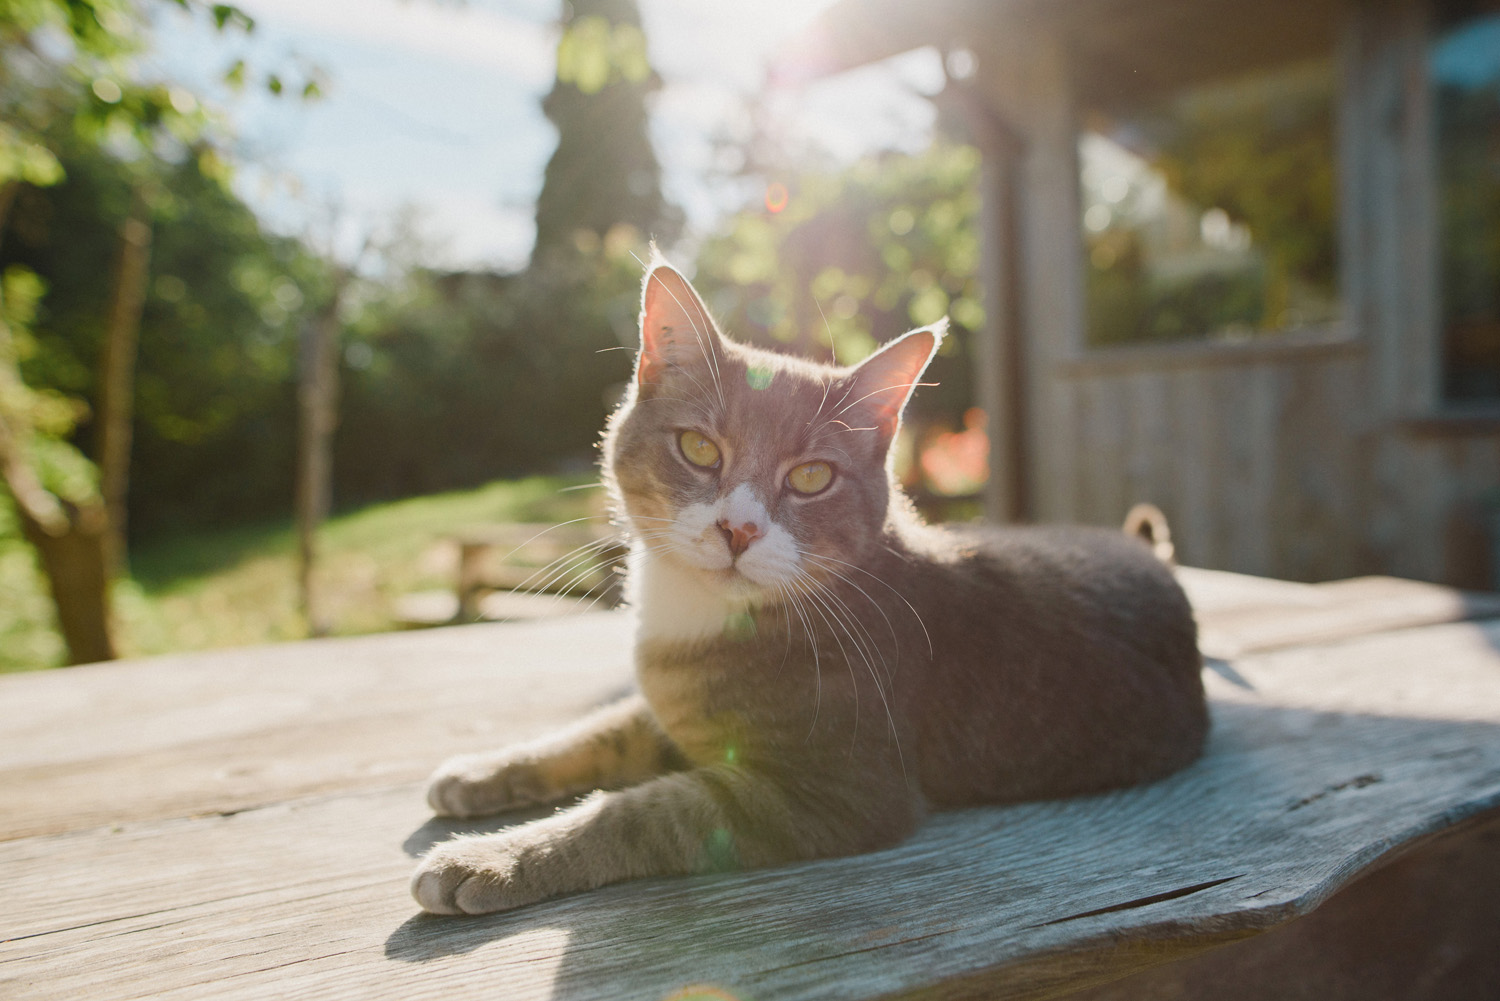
[[205, 4, 254, 32]]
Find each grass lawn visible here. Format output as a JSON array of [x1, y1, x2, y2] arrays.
[[0, 474, 606, 673]]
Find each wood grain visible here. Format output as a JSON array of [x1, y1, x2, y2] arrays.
[[0, 614, 633, 841], [2, 574, 1499, 1000]]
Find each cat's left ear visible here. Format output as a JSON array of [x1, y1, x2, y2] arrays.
[[844, 319, 947, 445], [637, 263, 724, 390]]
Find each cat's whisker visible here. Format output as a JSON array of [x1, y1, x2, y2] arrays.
[[794, 577, 863, 717], [667, 371, 723, 423], [803, 549, 933, 659], [489, 516, 617, 567], [804, 573, 891, 685], [770, 583, 796, 678], [797, 569, 905, 767], [774, 580, 823, 740], [814, 295, 839, 367], [811, 582, 906, 774], [632, 391, 719, 429], [502, 535, 631, 607], [800, 555, 903, 661], [833, 379, 938, 418]]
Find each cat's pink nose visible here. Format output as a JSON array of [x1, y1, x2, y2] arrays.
[[716, 518, 762, 558]]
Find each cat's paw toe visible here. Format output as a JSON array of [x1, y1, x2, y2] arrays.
[[411, 839, 529, 915], [410, 865, 466, 915], [425, 754, 549, 818]]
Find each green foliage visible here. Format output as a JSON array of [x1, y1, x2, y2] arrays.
[[555, 15, 650, 94], [0, 124, 63, 188], [2, 131, 329, 535], [0, 474, 599, 671], [693, 142, 984, 424], [334, 240, 643, 505]]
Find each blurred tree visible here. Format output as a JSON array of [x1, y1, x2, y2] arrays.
[[694, 142, 984, 428], [531, 0, 681, 270], [333, 241, 639, 505], [0, 0, 301, 662]]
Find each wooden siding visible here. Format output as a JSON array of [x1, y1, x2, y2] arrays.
[[1052, 342, 1373, 581], [962, 0, 1500, 587]]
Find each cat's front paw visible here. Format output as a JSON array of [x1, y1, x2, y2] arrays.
[[411, 834, 544, 915], [425, 751, 552, 819]]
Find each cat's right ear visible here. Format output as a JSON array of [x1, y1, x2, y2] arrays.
[[842, 319, 946, 447], [637, 264, 722, 389]]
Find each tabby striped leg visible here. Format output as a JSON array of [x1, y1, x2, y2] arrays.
[[411, 763, 922, 915], [425, 695, 681, 819]]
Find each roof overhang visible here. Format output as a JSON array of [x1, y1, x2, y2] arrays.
[[773, 0, 1340, 108]]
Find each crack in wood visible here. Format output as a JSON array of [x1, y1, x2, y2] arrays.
[[1287, 773, 1383, 812], [1028, 875, 1244, 928]]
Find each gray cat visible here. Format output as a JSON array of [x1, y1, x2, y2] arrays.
[[411, 260, 1207, 915]]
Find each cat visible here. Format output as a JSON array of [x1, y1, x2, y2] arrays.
[[410, 258, 1208, 916]]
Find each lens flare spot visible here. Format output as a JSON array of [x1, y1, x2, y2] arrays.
[[663, 986, 742, 1001], [723, 609, 756, 641], [724, 744, 738, 764], [704, 827, 737, 872], [745, 366, 773, 390], [764, 182, 789, 214]]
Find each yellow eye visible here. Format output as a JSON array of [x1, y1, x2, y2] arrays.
[[679, 430, 721, 468], [787, 461, 833, 495]]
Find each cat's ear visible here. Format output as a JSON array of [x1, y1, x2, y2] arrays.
[[843, 319, 947, 445], [637, 263, 723, 389]]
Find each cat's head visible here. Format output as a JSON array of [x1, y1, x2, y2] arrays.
[[603, 259, 943, 604]]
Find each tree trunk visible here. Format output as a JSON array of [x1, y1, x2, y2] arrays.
[[0, 180, 117, 664], [16, 500, 116, 664], [94, 188, 153, 579], [295, 299, 343, 637]]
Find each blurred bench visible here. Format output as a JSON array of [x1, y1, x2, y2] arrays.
[[397, 522, 629, 626], [2, 567, 1498, 1000]]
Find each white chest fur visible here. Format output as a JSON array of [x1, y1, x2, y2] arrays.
[[626, 542, 748, 645]]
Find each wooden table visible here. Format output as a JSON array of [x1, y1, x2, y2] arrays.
[[3, 569, 1499, 1000]]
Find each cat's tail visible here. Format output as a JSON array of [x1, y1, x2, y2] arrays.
[[1123, 503, 1176, 566]]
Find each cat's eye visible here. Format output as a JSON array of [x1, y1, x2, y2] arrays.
[[787, 461, 834, 495], [678, 430, 721, 469]]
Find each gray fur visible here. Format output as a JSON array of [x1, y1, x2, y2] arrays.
[[411, 262, 1207, 915]]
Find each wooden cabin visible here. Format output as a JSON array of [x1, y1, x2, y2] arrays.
[[779, 0, 1500, 588]]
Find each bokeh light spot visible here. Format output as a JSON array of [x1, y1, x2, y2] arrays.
[[764, 182, 789, 214], [662, 986, 742, 1001]]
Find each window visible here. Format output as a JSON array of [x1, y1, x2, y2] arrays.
[[1435, 3, 1500, 402], [1079, 58, 1340, 347]]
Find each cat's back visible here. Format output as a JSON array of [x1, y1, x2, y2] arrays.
[[890, 522, 1207, 806]]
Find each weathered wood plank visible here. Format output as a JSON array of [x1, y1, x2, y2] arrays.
[[2, 610, 1498, 1001], [0, 614, 632, 841], [1191, 573, 1500, 659]]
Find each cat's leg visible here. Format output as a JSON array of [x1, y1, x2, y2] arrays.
[[425, 695, 682, 819], [412, 762, 922, 915]]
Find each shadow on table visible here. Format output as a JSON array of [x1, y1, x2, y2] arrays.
[[382, 700, 1500, 1000]]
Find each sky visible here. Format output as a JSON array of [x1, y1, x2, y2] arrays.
[[144, 0, 944, 271]]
